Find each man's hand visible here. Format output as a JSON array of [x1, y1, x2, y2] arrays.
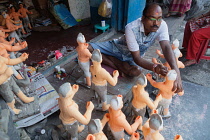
[[20, 53, 29, 61], [172, 75, 183, 93], [154, 64, 168, 76]]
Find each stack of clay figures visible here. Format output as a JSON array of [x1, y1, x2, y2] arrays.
[[55, 33, 185, 140]]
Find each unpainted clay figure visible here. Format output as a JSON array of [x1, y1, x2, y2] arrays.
[[174, 135, 183, 140], [2, 11, 22, 31], [9, 6, 27, 35], [146, 70, 184, 118], [57, 82, 94, 140], [90, 49, 119, 111], [76, 33, 92, 87], [87, 113, 109, 140], [132, 73, 162, 122], [107, 95, 142, 140], [153, 39, 185, 69], [0, 56, 34, 114], [18, 2, 33, 32], [142, 112, 164, 140]]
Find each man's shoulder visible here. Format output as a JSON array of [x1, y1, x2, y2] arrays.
[[125, 18, 142, 29]]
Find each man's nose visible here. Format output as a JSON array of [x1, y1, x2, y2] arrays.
[[153, 20, 158, 25]]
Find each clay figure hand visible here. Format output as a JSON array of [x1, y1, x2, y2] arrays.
[[130, 132, 140, 140], [156, 93, 162, 102], [20, 41, 27, 49], [86, 101, 94, 111], [86, 134, 96, 140], [113, 70, 119, 77], [20, 53, 29, 61], [174, 135, 183, 140]]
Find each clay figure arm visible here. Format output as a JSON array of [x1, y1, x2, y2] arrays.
[[123, 116, 142, 135], [131, 51, 168, 76], [1, 53, 28, 65], [145, 93, 162, 110], [105, 70, 119, 86], [1, 41, 27, 51], [160, 40, 183, 93], [74, 101, 94, 125], [156, 49, 164, 58], [26, 9, 33, 14], [101, 113, 109, 129], [146, 73, 164, 89]]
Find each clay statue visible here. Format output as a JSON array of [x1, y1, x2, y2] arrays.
[[1, 11, 22, 32], [18, 2, 33, 32], [153, 39, 185, 69], [87, 113, 109, 140], [142, 112, 164, 140], [146, 70, 184, 118], [174, 135, 183, 140], [107, 95, 142, 140], [9, 6, 27, 36], [76, 33, 92, 87], [90, 49, 119, 111], [0, 56, 34, 114], [57, 82, 94, 140], [132, 73, 162, 122]]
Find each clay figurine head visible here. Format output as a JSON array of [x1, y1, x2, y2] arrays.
[[172, 39, 179, 50], [1, 11, 8, 19], [166, 70, 177, 81], [149, 113, 163, 132], [88, 119, 102, 134], [110, 95, 123, 110], [58, 82, 78, 99], [136, 73, 147, 87], [77, 33, 86, 44], [91, 49, 102, 63]]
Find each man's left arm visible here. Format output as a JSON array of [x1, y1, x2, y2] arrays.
[[160, 40, 183, 92]]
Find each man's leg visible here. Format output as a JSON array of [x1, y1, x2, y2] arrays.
[[88, 44, 141, 77]]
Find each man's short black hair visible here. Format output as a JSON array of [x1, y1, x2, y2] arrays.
[[142, 2, 161, 16]]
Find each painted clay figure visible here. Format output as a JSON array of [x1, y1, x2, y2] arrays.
[[0, 56, 34, 114], [146, 70, 184, 118], [87, 113, 109, 140], [107, 95, 142, 140], [76, 33, 92, 86], [153, 39, 185, 69], [57, 82, 94, 140], [174, 135, 183, 140], [142, 113, 164, 140], [132, 73, 162, 122], [18, 2, 33, 32], [90, 49, 119, 111], [9, 6, 27, 35]]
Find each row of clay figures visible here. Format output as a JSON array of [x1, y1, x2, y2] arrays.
[[1, 1, 33, 43], [56, 33, 185, 139], [0, 23, 35, 114]]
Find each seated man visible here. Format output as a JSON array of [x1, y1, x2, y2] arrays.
[[182, 10, 210, 66], [88, 3, 182, 93]]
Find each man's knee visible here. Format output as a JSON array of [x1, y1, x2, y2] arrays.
[[128, 66, 141, 77]]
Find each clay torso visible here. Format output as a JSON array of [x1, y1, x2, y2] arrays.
[[18, 8, 28, 18], [76, 47, 91, 62], [108, 108, 125, 132], [132, 86, 148, 109], [90, 66, 107, 86], [58, 98, 78, 124]]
